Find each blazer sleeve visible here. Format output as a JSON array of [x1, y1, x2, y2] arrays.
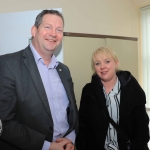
[[0, 57, 45, 150]]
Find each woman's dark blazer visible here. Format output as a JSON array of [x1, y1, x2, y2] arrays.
[[76, 71, 149, 150]]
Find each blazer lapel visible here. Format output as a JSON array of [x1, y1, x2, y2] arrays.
[[56, 65, 73, 103], [56, 65, 76, 135], [22, 46, 52, 119]]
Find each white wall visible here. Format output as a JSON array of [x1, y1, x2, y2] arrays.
[[0, 0, 139, 37], [0, 0, 141, 80]]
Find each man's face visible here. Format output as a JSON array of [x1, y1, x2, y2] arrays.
[[31, 14, 63, 56]]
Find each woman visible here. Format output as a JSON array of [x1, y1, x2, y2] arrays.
[[76, 47, 149, 150]]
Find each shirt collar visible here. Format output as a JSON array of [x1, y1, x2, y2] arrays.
[[112, 77, 120, 94], [30, 43, 59, 69], [103, 77, 120, 94]]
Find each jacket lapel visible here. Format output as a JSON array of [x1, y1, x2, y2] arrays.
[[56, 65, 76, 135], [56, 65, 73, 104], [91, 74, 107, 108], [22, 46, 52, 119], [90, 74, 110, 119]]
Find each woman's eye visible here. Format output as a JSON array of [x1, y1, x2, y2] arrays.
[[106, 60, 110, 63], [95, 63, 100, 66]]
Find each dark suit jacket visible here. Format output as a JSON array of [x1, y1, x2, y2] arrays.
[[76, 71, 149, 150], [0, 46, 78, 150]]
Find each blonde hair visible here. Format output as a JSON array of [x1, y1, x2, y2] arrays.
[[92, 46, 119, 72]]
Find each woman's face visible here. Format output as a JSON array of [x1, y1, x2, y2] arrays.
[[93, 54, 118, 83]]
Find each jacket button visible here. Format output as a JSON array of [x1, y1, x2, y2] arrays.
[[49, 127, 53, 130]]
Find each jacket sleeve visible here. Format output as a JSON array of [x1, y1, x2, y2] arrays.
[[75, 85, 89, 150], [130, 77, 149, 150], [0, 57, 45, 150], [130, 105, 149, 150]]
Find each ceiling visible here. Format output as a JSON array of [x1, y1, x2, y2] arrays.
[[131, 0, 150, 8]]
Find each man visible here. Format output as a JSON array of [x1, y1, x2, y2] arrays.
[[0, 9, 78, 150]]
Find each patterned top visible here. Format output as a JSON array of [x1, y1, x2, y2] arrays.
[[104, 78, 121, 150]]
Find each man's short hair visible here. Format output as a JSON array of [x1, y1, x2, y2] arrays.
[[34, 9, 64, 28]]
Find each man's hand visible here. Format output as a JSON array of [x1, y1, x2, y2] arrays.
[[64, 142, 74, 150], [56, 138, 74, 150], [49, 138, 73, 150]]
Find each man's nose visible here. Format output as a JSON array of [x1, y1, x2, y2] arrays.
[[49, 29, 57, 37]]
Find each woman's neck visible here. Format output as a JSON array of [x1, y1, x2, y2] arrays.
[[101, 76, 117, 94]]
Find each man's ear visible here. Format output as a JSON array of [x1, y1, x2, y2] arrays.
[[31, 26, 37, 38]]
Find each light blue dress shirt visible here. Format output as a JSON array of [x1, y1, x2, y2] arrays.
[[30, 44, 75, 150]]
